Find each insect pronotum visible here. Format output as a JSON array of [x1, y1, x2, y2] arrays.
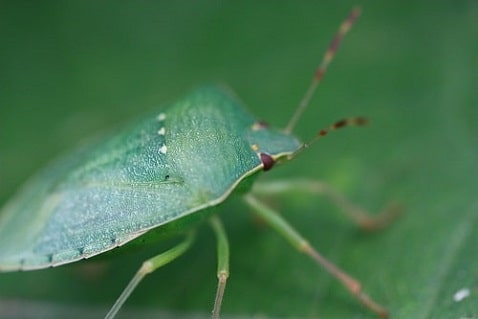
[[0, 7, 399, 319]]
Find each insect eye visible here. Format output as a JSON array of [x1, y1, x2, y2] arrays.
[[259, 153, 275, 171], [251, 120, 269, 131]]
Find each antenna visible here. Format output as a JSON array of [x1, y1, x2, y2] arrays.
[[285, 7, 361, 134], [289, 117, 368, 159]]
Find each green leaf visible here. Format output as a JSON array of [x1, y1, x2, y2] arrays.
[[1, 2, 477, 319]]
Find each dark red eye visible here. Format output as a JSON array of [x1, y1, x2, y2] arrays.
[[252, 120, 269, 131], [256, 120, 268, 129], [260, 153, 275, 171]]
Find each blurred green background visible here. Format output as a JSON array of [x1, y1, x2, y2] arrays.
[[1, 1, 477, 319]]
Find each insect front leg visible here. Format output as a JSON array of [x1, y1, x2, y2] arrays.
[[104, 231, 195, 319], [243, 193, 389, 319], [252, 179, 401, 230]]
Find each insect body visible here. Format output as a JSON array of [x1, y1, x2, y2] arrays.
[[0, 87, 299, 271], [0, 7, 395, 319]]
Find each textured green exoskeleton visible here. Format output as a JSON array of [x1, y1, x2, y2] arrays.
[[0, 86, 299, 270], [0, 8, 396, 319]]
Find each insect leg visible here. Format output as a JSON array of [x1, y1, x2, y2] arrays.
[[104, 231, 195, 319], [252, 179, 401, 230], [209, 216, 230, 319], [243, 193, 388, 319]]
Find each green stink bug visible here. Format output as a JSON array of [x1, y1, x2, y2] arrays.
[[0, 7, 398, 319]]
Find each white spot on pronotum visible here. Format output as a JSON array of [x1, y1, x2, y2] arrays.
[[453, 288, 470, 302], [156, 113, 167, 153], [157, 113, 166, 121]]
